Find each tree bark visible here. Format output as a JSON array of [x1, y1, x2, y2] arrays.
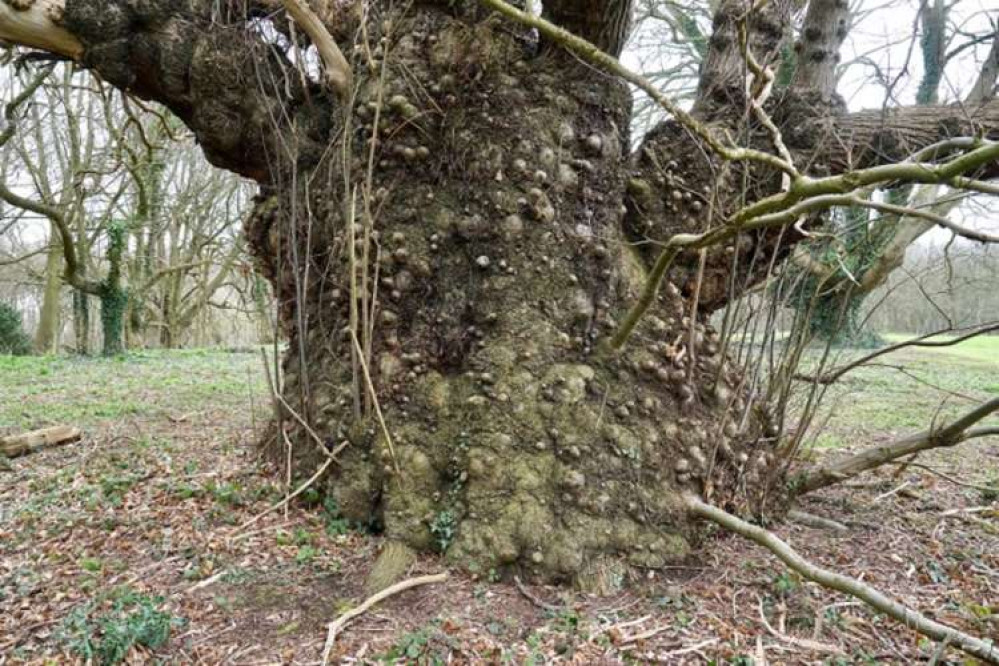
[[34, 225, 63, 354]]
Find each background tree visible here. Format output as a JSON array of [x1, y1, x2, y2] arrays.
[[0, 59, 256, 354]]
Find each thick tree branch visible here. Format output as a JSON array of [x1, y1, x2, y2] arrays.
[[479, 0, 795, 175], [610, 140, 999, 348], [685, 495, 999, 664], [794, 396, 999, 495], [792, 0, 851, 99], [541, 0, 633, 58], [281, 0, 351, 97]]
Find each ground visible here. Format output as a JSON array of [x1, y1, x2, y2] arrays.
[[1, 340, 997, 665]]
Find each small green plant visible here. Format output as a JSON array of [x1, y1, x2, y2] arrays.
[[0, 302, 32, 356], [773, 572, 799, 597], [322, 495, 351, 535], [79, 557, 103, 573], [980, 477, 999, 503], [209, 481, 244, 506], [58, 589, 184, 665], [380, 620, 456, 663], [99, 474, 139, 507], [429, 510, 457, 552]]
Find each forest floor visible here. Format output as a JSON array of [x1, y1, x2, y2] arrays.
[[1, 339, 997, 665]]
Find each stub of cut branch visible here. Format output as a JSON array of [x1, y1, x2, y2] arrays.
[[281, 0, 352, 97], [0, 0, 83, 59], [684, 494, 998, 664]]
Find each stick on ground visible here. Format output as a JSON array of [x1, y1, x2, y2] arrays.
[[0, 426, 81, 458], [320, 573, 448, 665]]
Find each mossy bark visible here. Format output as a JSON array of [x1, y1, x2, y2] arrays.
[[238, 9, 778, 588]]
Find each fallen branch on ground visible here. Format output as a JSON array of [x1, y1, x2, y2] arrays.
[[0, 425, 81, 458], [320, 573, 448, 665], [684, 494, 998, 664], [514, 575, 564, 612], [787, 509, 848, 532]]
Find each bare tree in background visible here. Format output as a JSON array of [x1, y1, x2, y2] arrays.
[[0, 62, 255, 353]]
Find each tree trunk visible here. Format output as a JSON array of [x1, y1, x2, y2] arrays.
[[8, 0, 988, 588], [72, 288, 89, 355], [34, 226, 63, 354], [230, 6, 778, 589]]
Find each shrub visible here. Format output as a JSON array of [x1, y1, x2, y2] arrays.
[[0, 302, 31, 356]]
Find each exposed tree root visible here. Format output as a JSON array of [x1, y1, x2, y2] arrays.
[[0, 426, 81, 458], [684, 494, 998, 664]]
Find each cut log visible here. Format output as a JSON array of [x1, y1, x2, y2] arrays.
[[0, 426, 82, 458]]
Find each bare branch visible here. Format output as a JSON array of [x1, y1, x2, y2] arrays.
[[685, 495, 999, 664], [795, 396, 999, 495]]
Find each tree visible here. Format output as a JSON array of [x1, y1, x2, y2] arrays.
[[785, 7, 999, 343], [0, 60, 252, 355], [0, 300, 32, 355], [3, 0, 998, 628]]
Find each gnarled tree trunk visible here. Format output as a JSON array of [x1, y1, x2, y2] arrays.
[[4, 0, 997, 588]]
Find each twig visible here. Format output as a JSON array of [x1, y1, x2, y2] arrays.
[[232, 444, 346, 536], [941, 506, 996, 517], [787, 509, 848, 532], [350, 331, 401, 475], [929, 633, 954, 666], [873, 481, 911, 502], [186, 569, 228, 594], [320, 573, 448, 665], [514, 576, 564, 612], [658, 638, 719, 658], [757, 596, 846, 655], [620, 624, 672, 645], [891, 460, 999, 493]]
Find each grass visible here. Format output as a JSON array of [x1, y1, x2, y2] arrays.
[[882, 332, 999, 366], [0, 348, 266, 431], [795, 333, 999, 451]]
